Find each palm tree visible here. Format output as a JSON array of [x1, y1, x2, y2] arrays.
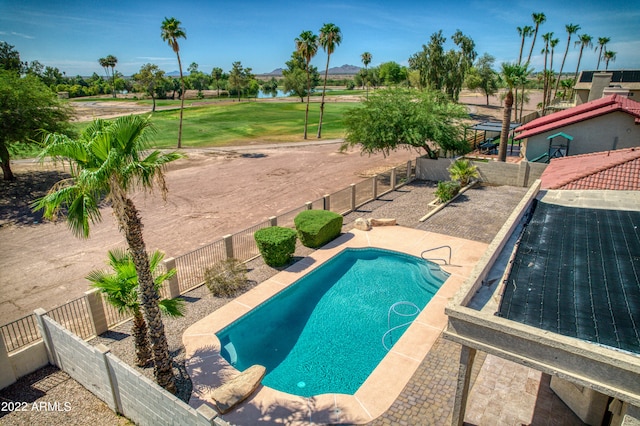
[[553, 23, 580, 99], [526, 13, 546, 65], [596, 37, 611, 70], [448, 159, 479, 187], [361, 52, 372, 99], [573, 34, 593, 90], [32, 115, 183, 393], [498, 63, 529, 162], [547, 37, 559, 106], [211, 67, 223, 97], [604, 50, 617, 71], [517, 26, 534, 65], [317, 23, 342, 139], [98, 55, 118, 98], [87, 249, 184, 367], [540, 32, 553, 113], [295, 30, 318, 139], [160, 17, 187, 149]]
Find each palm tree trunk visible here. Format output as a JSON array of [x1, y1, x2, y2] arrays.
[[498, 91, 513, 162], [554, 40, 570, 99], [112, 189, 176, 393], [304, 66, 310, 139], [0, 140, 15, 181], [177, 53, 185, 149], [132, 310, 152, 367], [317, 54, 331, 138]]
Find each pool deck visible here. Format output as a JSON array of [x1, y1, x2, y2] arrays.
[[183, 226, 488, 425]]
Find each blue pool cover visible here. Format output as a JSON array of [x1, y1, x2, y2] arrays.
[[498, 200, 640, 355]]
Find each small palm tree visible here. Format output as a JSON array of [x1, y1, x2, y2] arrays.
[[595, 37, 610, 70], [32, 115, 183, 393], [87, 249, 184, 367], [604, 50, 617, 71], [361, 52, 372, 98], [317, 23, 342, 138], [295, 30, 318, 139], [499, 63, 529, 162], [448, 159, 479, 187], [161, 17, 187, 149]]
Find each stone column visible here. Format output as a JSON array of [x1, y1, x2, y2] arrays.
[[372, 175, 378, 199], [451, 345, 476, 426], [85, 288, 108, 336], [34, 308, 57, 366], [223, 234, 234, 259], [323, 194, 330, 211], [390, 167, 397, 190], [350, 184, 356, 212], [162, 257, 181, 299], [305, 201, 312, 210], [269, 216, 277, 227]]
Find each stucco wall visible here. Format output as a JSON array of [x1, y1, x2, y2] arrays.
[[523, 111, 640, 161]]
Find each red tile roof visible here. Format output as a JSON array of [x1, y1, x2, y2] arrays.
[[540, 147, 640, 190], [514, 94, 640, 140]]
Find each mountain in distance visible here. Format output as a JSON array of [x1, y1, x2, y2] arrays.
[[260, 64, 361, 76]]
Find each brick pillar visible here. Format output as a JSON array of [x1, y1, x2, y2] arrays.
[[390, 167, 397, 190], [372, 175, 378, 199], [0, 332, 17, 390], [162, 257, 181, 299], [269, 216, 277, 227], [305, 201, 312, 210], [95, 344, 120, 413], [34, 308, 57, 366], [350, 184, 356, 212], [223, 234, 234, 259], [451, 345, 477, 426], [323, 194, 331, 211], [84, 288, 108, 336]]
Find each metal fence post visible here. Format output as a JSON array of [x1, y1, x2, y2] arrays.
[[323, 194, 331, 211], [390, 167, 397, 190], [84, 289, 108, 336], [373, 175, 378, 199], [269, 216, 277, 227], [223, 234, 234, 259], [163, 257, 181, 299], [350, 184, 356, 213]]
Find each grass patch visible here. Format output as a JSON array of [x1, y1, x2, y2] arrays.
[[74, 101, 358, 148]]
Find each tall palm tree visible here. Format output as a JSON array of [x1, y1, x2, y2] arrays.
[[32, 115, 183, 393], [87, 249, 184, 367], [160, 17, 187, 149], [540, 32, 553, 113], [526, 12, 546, 65], [517, 26, 534, 65], [554, 23, 580, 99], [573, 34, 593, 88], [604, 50, 617, 71], [317, 23, 342, 139], [499, 63, 529, 162], [295, 30, 318, 139], [596, 37, 611, 70], [547, 37, 559, 106], [361, 52, 372, 98], [98, 55, 118, 98]]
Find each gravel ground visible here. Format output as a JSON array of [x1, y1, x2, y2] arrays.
[[0, 180, 527, 425]]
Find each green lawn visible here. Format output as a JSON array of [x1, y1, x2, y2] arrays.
[[75, 101, 359, 149]]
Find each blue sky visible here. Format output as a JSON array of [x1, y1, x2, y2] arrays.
[[1, 0, 638, 77]]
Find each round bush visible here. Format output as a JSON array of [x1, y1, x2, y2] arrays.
[[294, 210, 343, 248], [254, 226, 297, 267]]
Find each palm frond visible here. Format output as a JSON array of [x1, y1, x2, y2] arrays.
[[158, 297, 185, 318]]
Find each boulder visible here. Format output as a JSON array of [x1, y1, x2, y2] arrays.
[[211, 364, 266, 414], [354, 217, 372, 231], [370, 218, 397, 227]]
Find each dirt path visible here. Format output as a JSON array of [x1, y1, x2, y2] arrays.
[[0, 143, 416, 324]]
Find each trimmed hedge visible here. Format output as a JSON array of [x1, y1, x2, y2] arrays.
[[294, 210, 343, 248], [254, 226, 297, 267]]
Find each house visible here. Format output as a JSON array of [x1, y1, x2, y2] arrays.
[[514, 94, 640, 162], [574, 70, 640, 105], [445, 152, 640, 425]]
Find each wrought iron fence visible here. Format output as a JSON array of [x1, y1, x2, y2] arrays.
[[47, 297, 94, 340], [0, 314, 40, 353]]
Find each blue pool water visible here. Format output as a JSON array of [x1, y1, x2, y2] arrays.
[[216, 248, 449, 397]]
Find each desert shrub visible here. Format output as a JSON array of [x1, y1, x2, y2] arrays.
[[204, 258, 249, 297], [435, 181, 461, 204], [254, 226, 297, 267], [294, 210, 343, 248]]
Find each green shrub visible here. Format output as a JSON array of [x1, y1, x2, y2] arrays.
[[294, 210, 343, 248], [435, 181, 461, 204], [448, 159, 479, 186], [204, 258, 249, 297], [254, 226, 297, 267]]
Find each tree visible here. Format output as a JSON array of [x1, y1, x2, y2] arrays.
[[227, 61, 254, 101], [282, 51, 319, 101], [317, 23, 342, 138], [553, 23, 580, 99], [526, 12, 546, 65], [546, 36, 560, 107], [540, 32, 553, 113], [464, 53, 499, 105], [0, 70, 74, 181], [98, 55, 118, 98], [342, 88, 468, 159], [409, 30, 446, 90], [498, 63, 529, 162], [444, 30, 476, 101], [186, 62, 210, 97], [448, 159, 479, 186], [87, 249, 184, 367], [573, 34, 593, 90], [32, 115, 183, 392], [378, 61, 408, 86], [211, 67, 224, 97], [361, 52, 372, 98], [604, 50, 617, 71], [517, 26, 534, 65], [0, 41, 24, 73], [132, 64, 166, 112], [161, 17, 187, 149], [294, 30, 318, 139], [595, 37, 610, 71]]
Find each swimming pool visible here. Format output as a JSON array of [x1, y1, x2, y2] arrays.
[[216, 247, 449, 397]]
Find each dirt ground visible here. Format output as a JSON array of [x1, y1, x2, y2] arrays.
[[0, 90, 543, 325]]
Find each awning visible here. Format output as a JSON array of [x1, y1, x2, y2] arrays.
[[471, 121, 521, 132], [546, 132, 574, 141]]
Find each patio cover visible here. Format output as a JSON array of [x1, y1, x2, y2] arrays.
[[547, 132, 574, 141], [471, 121, 521, 132]]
